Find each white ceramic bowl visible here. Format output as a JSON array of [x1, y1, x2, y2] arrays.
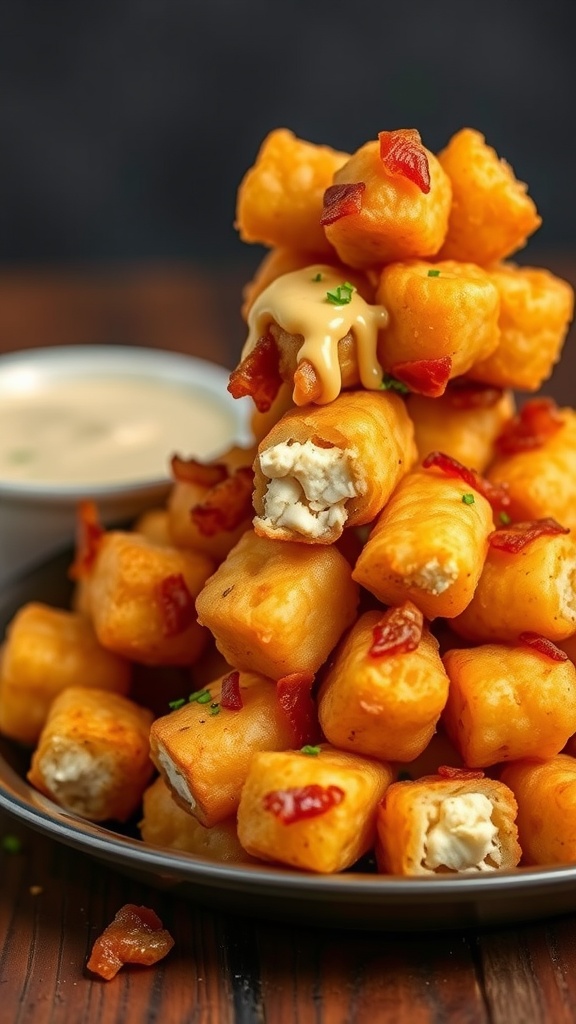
[[0, 345, 252, 586]]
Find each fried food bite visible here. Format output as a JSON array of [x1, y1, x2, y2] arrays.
[[406, 385, 515, 472], [252, 390, 416, 544], [437, 127, 541, 264], [501, 755, 576, 866]]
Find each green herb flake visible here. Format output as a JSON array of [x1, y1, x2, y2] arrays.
[[168, 697, 186, 711], [209, 703, 221, 716], [462, 493, 475, 505], [499, 511, 511, 525], [312, 272, 323, 281], [300, 744, 321, 756], [188, 688, 210, 704], [326, 281, 355, 305], [2, 834, 22, 854], [427, 269, 441, 277], [380, 373, 410, 395]]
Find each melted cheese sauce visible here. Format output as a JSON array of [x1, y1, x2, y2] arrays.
[[0, 376, 236, 487], [244, 265, 388, 404]]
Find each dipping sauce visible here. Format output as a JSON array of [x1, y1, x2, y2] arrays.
[[0, 376, 237, 487]]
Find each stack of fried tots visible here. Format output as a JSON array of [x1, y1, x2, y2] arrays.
[[3, 125, 576, 877]]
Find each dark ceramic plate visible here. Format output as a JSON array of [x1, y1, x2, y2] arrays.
[[2, 553, 576, 931]]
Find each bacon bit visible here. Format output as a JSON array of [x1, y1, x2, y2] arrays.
[[156, 573, 195, 637], [422, 451, 511, 513], [293, 358, 322, 406], [220, 670, 243, 710], [228, 334, 283, 413], [437, 766, 485, 781], [170, 454, 228, 487], [489, 517, 570, 554], [444, 382, 504, 410], [276, 672, 319, 748], [86, 904, 174, 980], [370, 602, 424, 657], [190, 467, 253, 537], [321, 182, 366, 226], [378, 129, 431, 194], [518, 632, 569, 662], [262, 784, 345, 824], [495, 398, 564, 455], [390, 357, 452, 398], [69, 500, 104, 581]]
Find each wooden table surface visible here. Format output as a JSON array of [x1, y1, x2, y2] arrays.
[[1, 258, 576, 1024]]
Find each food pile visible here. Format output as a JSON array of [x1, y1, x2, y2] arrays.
[[2, 125, 576, 877]]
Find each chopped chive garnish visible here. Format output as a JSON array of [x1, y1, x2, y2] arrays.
[[196, 691, 212, 705], [209, 703, 221, 716], [427, 269, 441, 277], [168, 698, 186, 711], [188, 688, 210, 703], [300, 744, 321, 756], [313, 272, 323, 281], [380, 373, 410, 395], [326, 281, 355, 305], [2, 834, 22, 854], [462, 493, 475, 505], [499, 511, 511, 525]]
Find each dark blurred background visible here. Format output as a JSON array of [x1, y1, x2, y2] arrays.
[[1, 0, 574, 272]]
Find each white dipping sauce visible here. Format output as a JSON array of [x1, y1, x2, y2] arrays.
[[0, 375, 237, 487]]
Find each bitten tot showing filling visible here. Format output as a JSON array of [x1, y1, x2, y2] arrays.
[[423, 793, 501, 872], [255, 439, 363, 539]]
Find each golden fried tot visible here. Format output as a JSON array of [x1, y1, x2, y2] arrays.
[[407, 386, 515, 472], [133, 508, 172, 547], [352, 465, 494, 619], [487, 403, 576, 531], [318, 607, 450, 762], [500, 755, 576, 866], [150, 669, 297, 827], [139, 776, 254, 863], [468, 263, 574, 391], [376, 771, 521, 876], [322, 131, 452, 268], [437, 128, 541, 264], [195, 530, 359, 679], [27, 687, 154, 822], [237, 745, 393, 873], [442, 641, 576, 767], [375, 259, 500, 380], [0, 603, 131, 746], [252, 390, 416, 544], [451, 523, 576, 644], [235, 128, 348, 256], [85, 531, 214, 666]]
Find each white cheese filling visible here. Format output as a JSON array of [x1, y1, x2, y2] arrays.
[[256, 439, 360, 539], [423, 793, 501, 872], [157, 747, 197, 812], [404, 557, 459, 595]]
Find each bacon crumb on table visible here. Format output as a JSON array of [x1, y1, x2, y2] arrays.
[[86, 904, 174, 981]]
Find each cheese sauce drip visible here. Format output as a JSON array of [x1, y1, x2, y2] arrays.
[[244, 265, 389, 404]]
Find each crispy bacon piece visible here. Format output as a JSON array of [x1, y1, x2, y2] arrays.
[[320, 182, 366, 226], [293, 358, 322, 405], [190, 467, 253, 537], [228, 334, 283, 413], [276, 672, 319, 748], [170, 454, 228, 487], [518, 632, 569, 662], [495, 398, 564, 455], [489, 517, 570, 554], [437, 765, 485, 781], [444, 382, 504, 410], [370, 601, 424, 657], [262, 784, 345, 824], [422, 450, 511, 513], [69, 500, 104, 581], [378, 129, 431, 194], [390, 357, 452, 398], [156, 573, 195, 637], [220, 670, 243, 710], [86, 904, 174, 980]]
